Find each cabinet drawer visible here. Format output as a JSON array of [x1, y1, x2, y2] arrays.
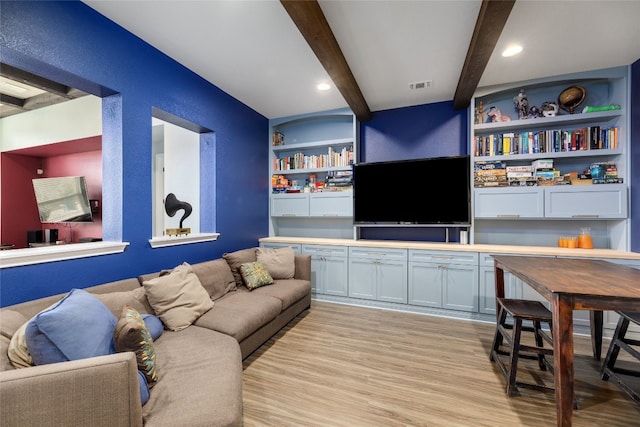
[[544, 185, 627, 219], [309, 191, 352, 217], [302, 244, 348, 257], [348, 247, 407, 261], [474, 187, 544, 219], [408, 250, 478, 265], [260, 242, 302, 253], [270, 194, 309, 216]]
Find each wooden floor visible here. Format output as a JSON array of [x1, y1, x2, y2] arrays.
[[243, 301, 639, 427]]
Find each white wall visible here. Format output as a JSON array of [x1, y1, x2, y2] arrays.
[[0, 96, 101, 152]]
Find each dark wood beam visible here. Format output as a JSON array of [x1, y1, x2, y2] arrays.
[[280, 0, 372, 122], [0, 62, 73, 98], [453, 0, 516, 110]]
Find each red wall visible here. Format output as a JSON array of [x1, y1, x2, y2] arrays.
[[0, 154, 43, 248], [42, 150, 103, 244], [1, 136, 102, 248]]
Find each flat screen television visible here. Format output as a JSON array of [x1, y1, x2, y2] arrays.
[[32, 176, 93, 223], [353, 155, 471, 226]]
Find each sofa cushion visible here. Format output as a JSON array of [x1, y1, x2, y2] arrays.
[[194, 291, 282, 342], [142, 262, 214, 331], [7, 321, 32, 368], [250, 279, 312, 311], [115, 306, 158, 388], [240, 261, 273, 290], [25, 289, 117, 365], [0, 310, 27, 339], [256, 246, 295, 279], [96, 287, 153, 318], [143, 326, 242, 426], [223, 247, 257, 287], [191, 258, 237, 300]]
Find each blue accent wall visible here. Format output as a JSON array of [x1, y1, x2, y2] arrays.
[[0, 1, 269, 306], [358, 101, 469, 241], [631, 58, 639, 253]]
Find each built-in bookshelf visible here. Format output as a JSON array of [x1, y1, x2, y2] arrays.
[[268, 108, 358, 239], [470, 66, 630, 251]]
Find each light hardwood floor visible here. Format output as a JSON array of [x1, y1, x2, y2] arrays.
[[243, 301, 639, 427]]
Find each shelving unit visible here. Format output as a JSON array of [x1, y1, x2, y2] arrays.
[[268, 108, 358, 239], [470, 66, 630, 251]]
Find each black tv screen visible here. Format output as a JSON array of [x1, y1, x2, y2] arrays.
[[32, 176, 93, 223], [353, 155, 471, 226]]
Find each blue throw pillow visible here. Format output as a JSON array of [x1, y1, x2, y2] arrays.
[[141, 314, 164, 341], [25, 288, 117, 365], [138, 370, 150, 405]]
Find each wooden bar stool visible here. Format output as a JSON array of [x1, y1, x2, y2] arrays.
[[600, 311, 640, 405], [490, 298, 555, 397]]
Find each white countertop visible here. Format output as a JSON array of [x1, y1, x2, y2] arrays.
[[259, 236, 640, 261]]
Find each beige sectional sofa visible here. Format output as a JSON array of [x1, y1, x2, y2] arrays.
[[0, 247, 311, 427]]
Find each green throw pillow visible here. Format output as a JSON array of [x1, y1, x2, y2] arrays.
[[114, 305, 158, 388], [240, 261, 274, 290]]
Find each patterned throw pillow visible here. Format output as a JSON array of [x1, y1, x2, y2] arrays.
[[239, 261, 274, 290], [114, 305, 158, 388]]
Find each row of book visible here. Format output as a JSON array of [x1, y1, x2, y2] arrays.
[[273, 146, 354, 171], [474, 159, 561, 188], [474, 126, 619, 157], [474, 159, 623, 188]]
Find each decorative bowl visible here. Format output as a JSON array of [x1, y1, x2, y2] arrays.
[[558, 85, 586, 114]]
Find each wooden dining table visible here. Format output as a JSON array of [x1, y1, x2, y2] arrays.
[[492, 255, 640, 427]]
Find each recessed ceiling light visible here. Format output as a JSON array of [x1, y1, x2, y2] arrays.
[[317, 83, 331, 91], [502, 45, 523, 57]]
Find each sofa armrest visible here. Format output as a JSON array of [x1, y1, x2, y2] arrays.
[[294, 253, 311, 281], [0, 352, 142, 427]]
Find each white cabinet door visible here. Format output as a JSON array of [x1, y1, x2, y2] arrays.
[[408, 262, 442, 307], [474, 187, 544, 219], [270, 194, 309, 217], [442, 264, 478, 312], [377, 259, 408, 303], [348, 257, 377, 300], [544, 185, 627, 219], [309, 191, 353, 217]]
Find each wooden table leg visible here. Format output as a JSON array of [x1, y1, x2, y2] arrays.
[[552, 294, 575, 427], [494, 263, 506, 321], [590, 310, 603, 360]]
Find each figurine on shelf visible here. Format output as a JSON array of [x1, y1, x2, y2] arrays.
[[528, 106, 543, 118], [475, 100, 486, 125], [513, 89, 529, 119], [487, 106, 511, 122], [541, 101, 559, 117]]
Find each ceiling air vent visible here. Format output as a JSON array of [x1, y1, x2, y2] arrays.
[[409, 80, 432, 90]]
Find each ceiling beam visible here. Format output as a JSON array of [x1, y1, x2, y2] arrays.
[[280, 0, 372, 122], [453, 0, 516, 110]]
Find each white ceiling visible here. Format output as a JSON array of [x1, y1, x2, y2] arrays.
[[83, 0, 640, 120]]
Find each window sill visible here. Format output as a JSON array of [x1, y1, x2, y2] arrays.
[[0, 241, 130, 269], [148, 232, 220, 248]]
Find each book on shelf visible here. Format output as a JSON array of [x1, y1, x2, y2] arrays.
[[474, 126, 619, 157]]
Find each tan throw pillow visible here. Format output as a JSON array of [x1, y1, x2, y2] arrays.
[[142, 262, 214, 331], [114, 305, 158, 388], [256, 246, 295, 279], [96, 287, 153, 318], [239, 261, 274, 290], [8, 321, 33, 369], [192, 259, 237, 300], [223, 248, 258, 287]]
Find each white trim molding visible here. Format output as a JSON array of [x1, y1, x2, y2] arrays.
[[0, 241, 130, 269], [148, 232, 220, 249]]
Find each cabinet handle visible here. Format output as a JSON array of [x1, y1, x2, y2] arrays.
[[432, 256, 453, 260], [322, 214, 339, 217], [497, 214, 520, 218], [571, 214, 599, 218], [282, 214, 297, 216]]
